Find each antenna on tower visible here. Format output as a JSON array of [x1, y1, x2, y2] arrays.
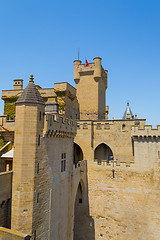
[[78, 48, 79, 60]]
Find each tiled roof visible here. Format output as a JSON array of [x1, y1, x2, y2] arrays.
[[16, 75, 45, 105]]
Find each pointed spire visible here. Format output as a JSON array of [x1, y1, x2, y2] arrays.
[[16, 75, 45, 105], [122, 102, 134, 119]]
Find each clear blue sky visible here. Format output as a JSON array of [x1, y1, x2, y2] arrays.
[[0, 0, 160, 126]]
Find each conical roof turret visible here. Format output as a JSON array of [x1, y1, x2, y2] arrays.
[[122, 102, 134, 119], [16, 74, 45, 105]]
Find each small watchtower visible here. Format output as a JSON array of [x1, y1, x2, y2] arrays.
[[11, 74, 45, 236], [74, 57, 108, 120]]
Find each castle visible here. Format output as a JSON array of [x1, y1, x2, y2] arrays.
[[0, 57, 160, 240]]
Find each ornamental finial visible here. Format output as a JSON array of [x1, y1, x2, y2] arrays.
[[29, 74, 34, 82]]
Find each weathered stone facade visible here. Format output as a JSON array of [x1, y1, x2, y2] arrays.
[[0, 57, 160, 240], [73, 58, 160, 240]]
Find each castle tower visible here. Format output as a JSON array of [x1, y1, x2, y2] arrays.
[[74, 57, 108, 120], [11, 75, 45, 236]]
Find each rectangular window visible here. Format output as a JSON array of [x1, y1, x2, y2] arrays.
[[64, 160, 66, 171], [37, 192, 39, 203], [38, 135, 40, 146], [39, 111, 41, 121], [83, 123, 88, 129], [61, 160, 64, 172], [104, 123, 110, 129], [50, 117, 52, 126], [61, 153, 66, 172], [96, 123, 102, 130], [37, 163, 39, 174]]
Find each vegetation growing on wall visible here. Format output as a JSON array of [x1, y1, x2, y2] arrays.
[[0, 137, 4, 148], [58, 101, 66, 111], [3, 96, 19, 118], [57, 95, 66, 112], [4, 102, 16, 118], [55, 90, 66, 98], [3, 96, 19, 102]]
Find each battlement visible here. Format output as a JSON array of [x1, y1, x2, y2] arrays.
[[131, 125, 160, 137], [73, 160, 86, 173], [77, 119, 146, 131], [74, 57, 107, 89], [43, 114, 77, 138], [94, 159, 135, 168]]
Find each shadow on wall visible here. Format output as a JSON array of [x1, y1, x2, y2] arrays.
[[74, 143, 83, 164], [94, 143, 114, 163], [73, 164, 95, 240], [0, 198, 11, 229]]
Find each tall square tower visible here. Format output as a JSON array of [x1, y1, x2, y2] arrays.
[[74, 57, 108, 120]]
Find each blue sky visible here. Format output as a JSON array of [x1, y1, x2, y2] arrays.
[[0, 0, 160, 126]]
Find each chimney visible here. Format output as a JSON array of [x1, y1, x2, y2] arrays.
[[13, 79, 23, 90]]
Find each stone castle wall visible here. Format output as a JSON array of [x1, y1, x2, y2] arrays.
[[131, 125, 160, 172], [41, 114, 87, 240], [0, 227, 31, 240], [86, 160, 160, 240], [75, 121, 160, 239], [75, 119, 146, 165]]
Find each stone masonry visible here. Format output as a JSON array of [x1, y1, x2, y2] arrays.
[[0, 57, 160, 239]]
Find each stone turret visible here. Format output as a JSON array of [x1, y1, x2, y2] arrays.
[[11, 75, 45, 237], [93, 57, 102, 80], [74, 57, 108, 120]]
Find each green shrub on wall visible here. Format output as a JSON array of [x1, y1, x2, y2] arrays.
[[58, 102, 66, 111], [55, 90, 66, 97], [3, 96, 19, 103], [4, 102, 16, 118], [0, 137, 4, 148], [3, 96, 19, 118]]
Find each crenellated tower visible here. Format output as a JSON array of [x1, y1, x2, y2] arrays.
[[74, 57, 108, 120]]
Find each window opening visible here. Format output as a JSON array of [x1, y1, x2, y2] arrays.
[[38, 135, 40, 146], [61, 153, 66, 172]]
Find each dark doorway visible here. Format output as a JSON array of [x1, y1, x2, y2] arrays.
[[73, 181, 95, 240]]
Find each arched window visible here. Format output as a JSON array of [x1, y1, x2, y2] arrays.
[[74, 143, 83, 164], [94, 143, 113, 164], [122, 124, 126, 131]]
